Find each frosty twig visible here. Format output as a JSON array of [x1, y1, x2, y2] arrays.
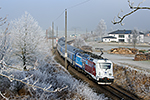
[[112, 0, 150, 25]]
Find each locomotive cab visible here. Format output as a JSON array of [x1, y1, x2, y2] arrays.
[[95, 59, 114, 85]]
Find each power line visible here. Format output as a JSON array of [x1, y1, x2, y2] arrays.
[[66, 0, 90, 9], [53, 0, 91, 22], [53, 10, 65, 22]]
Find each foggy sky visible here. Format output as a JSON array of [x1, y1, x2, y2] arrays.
[[1, 0, 150, 33]]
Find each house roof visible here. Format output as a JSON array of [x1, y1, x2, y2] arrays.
[[108, 30, 131, 34], [139, 32, 144, 34], [102, 36, 117, 39], [108, 30, 144, 35]]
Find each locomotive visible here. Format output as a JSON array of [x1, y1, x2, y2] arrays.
[[57, 37, 114, 85]]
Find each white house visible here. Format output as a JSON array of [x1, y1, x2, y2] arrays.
[[102, 36, 117, 42], [102, 30, 144, 43]]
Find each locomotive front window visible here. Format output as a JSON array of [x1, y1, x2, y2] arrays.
[[99, 63, 111, 69]]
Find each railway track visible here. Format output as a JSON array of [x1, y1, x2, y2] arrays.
[[100, 85, 139, 100], [54, 49, 141, 100], [109, 85, 138, 100]]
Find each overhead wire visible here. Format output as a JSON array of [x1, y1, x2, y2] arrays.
[[53, 0, 91, 22], [53, 10, 65, 22], [66, 0, 90, 10]]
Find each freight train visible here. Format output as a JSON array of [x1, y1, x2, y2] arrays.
[[57, 37, 114, 85]]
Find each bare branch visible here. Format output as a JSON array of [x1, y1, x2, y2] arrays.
[[0, 60, 22, 70], [1, 72, 68, 93], [0, 60, 68, 94], [112, 0, 150, 25], [0, 91, 8, 100], [112, 8, 139, 25], [0, 7, 7, 26]]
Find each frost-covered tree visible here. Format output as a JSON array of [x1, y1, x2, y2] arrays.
[[131, 28, 140, 48], [81, 32, 91, 41], [46, 26, 52, 39], [0, 9, 11, 67], [0, 8, 7, 26], [0, 24, 12, 64], [73, 37, 87, 48], [10, 12, 43, 69], [95, 19, 107, 41]]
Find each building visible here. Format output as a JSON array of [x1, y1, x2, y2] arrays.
[[102, 36, 117, 42], [102, 30, 144, 43], [146, 32, 150, 37]]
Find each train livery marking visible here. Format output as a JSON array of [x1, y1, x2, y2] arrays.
[[57, 37, 114, 85]]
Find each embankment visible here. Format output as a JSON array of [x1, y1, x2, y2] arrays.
[[113, 63, 150, 100]]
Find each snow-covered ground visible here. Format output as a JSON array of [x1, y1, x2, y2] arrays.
[[89, 42, 150, 51], [88, 42, 150, 72], [103, 53, 150, 72]]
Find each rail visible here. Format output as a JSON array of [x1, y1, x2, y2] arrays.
[[107, 85, 137, 100]]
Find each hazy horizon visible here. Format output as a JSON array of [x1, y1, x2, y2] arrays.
[[1, 0, 150, 32]]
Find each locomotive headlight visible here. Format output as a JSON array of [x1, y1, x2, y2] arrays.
[[109, 73, 112, 76]]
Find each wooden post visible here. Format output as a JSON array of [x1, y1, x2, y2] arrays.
[[52, 22, 54, 53], [65, 9, 67, 69]]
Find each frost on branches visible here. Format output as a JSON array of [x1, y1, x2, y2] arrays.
[[73, 37, 87, 48], [0, 24, 12, 66], [10, 11, 44, 69], [95, 19, 107, 41], [0, 56, 108, 100]]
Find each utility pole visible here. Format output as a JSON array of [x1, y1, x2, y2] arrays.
[[65, 9, 67, 69], [75, 28, 76, 38], [56, 26, 58, 46], [56, 26, 58, 38], [52, 22, 54, 53], [46, 29, 48, 39]]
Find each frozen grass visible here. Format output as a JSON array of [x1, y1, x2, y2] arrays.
[[113, 64, 150, 100], [0, 56, 108, 100]]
